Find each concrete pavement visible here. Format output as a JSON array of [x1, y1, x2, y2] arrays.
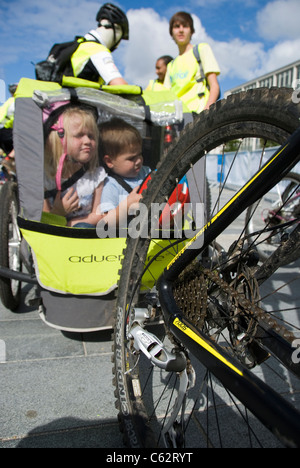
[[0, 283, 123, 448], [1, 253, 299, 448]]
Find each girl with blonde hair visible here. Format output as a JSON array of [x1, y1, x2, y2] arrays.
[[44, 106, 106, 227]]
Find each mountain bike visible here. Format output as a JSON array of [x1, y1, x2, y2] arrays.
[[113, 87, 300, 448]]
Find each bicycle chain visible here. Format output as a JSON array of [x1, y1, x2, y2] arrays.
[[173, 262, 295, 344]]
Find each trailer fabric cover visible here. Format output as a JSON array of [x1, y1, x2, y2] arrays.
[[14, 97, 44, 221]]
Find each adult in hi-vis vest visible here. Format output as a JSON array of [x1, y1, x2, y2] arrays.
[[0, 83, 18, 156], [164, 11, 220, 114], [145, 55, 173, 92], [71, 3, 128, 86]]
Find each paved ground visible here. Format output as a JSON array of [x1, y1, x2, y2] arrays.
[[1, 266, 300, 449], [0, 283, 123, 448]]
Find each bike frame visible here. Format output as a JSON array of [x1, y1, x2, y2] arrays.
[[157, 125, 300, 447]]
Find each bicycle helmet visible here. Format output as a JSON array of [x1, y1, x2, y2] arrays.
[[8, 83, 18, 95], [96, 3, 129, 40]]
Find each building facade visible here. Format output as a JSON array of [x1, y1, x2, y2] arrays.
[[224, 59, 300, 150], [225, 59, 300, 97]]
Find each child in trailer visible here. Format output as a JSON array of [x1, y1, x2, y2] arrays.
[[98, 117, 151, 226], [43, 106, 106, 228]]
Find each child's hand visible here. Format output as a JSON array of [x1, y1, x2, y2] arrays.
[[53, 188, 79, 215], [103, 187, 143, 227], [62, 188, 80, 214], [127, 186, 142, 213]]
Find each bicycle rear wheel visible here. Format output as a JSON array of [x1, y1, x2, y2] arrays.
[[0, 181, 22, 310], [113, 88, 300, 448]]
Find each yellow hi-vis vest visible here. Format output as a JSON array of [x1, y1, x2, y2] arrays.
[[165, 43, 220, 114], [0, 97, 15, 129], [70, 41, 109, 85], [145, 80, 168, 92]]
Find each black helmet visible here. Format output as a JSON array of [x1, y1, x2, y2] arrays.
[[96, 3, 129, 40], [8, 83, 18, 95]]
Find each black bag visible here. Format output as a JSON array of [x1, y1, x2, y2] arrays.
[[35, 37, 86, 82]]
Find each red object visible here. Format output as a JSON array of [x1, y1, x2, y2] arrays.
[[138, 173, 190, 227], [164, 125, 173, 144], [138, 173, 152, 195]]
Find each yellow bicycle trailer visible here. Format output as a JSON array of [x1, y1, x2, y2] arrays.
[[1, 77, 189, 332]]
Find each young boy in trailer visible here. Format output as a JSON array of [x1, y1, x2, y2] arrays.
[[99, 117, 151, 226]]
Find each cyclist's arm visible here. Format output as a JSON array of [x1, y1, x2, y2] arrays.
[[90, 50, 127, 85], [108, 77, 128, 85]]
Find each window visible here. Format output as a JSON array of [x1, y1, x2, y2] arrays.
[[231, 88, 242, 95], [277, 68, 293, 88], [259, 76, 273, 88], [244, 83, 257, 91]]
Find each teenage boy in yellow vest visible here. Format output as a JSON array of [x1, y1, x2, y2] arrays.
[[164, 11, 220, 114], [70, 3, 128, 86]]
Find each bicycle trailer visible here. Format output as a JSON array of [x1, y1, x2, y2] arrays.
[[10, 77, 186, 332]]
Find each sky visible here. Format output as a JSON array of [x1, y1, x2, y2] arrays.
[[1, 0, 300, 103]]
